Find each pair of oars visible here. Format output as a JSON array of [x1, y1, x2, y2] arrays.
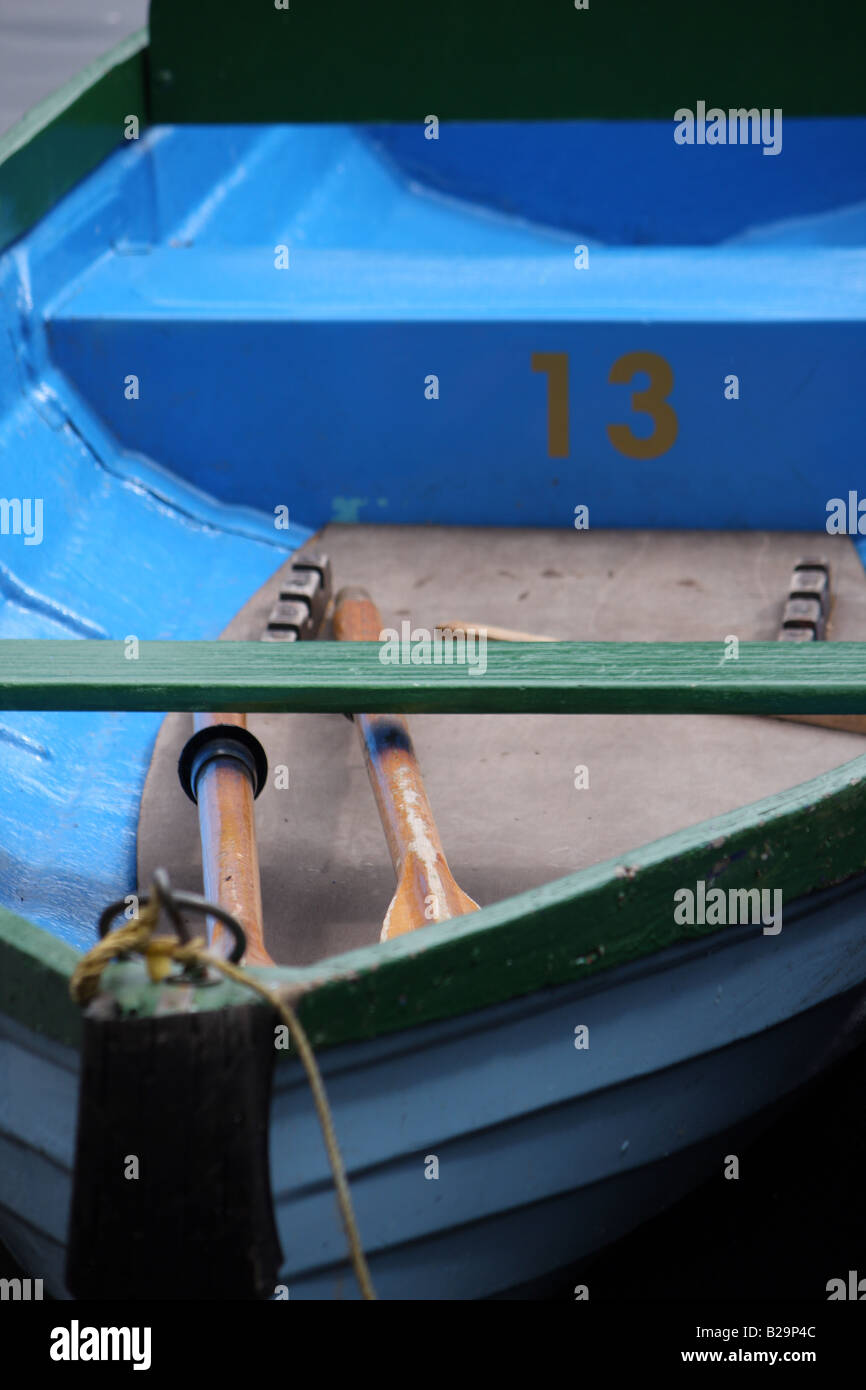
[[182, 591, 478, 963]]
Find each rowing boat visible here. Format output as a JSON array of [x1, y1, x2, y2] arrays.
[[1, 2, 866, 1300]]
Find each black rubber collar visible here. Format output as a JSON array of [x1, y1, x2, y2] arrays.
[[177, 724, 268, 804]]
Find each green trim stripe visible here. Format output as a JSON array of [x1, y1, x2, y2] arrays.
[[0, 905, 83, 1047]]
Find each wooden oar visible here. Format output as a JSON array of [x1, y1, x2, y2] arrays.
[[183, 711, 273, 965], [334, 588, 479, 940], [439, 619, 556, 643], [177, 551, 333, 965], [437, 619, 866, 736]]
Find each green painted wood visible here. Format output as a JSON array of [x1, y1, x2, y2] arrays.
[[0, 902, 256, 1048], [149, 1, 866, 122], [5, 751, 866, 1051], [0, 906, 83, 1047], [279, 750, 866, 1048], [0, 30, 147, 255], [2, 640, 866, 714]]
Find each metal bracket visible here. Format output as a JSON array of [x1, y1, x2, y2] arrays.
[[777, 557, 831, 641], [262, 549, 332, 641]]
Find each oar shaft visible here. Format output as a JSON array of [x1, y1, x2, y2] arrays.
[[355, 709, 447, 882], [333, 590, 444, 877], [192, 711, 271, 965], [334, 587, 478, 938]]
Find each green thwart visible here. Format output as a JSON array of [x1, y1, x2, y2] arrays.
[[2, 639, 866, 714]]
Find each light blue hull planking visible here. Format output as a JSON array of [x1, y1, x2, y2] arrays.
[[1, 117, 866, 1296], [2, 875, 865, 1298]]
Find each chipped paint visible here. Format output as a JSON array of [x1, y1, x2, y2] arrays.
[[331, 497, 369, 523]]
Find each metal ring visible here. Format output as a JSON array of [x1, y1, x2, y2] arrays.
[[98, 870, 191, 947], [167, 890, 247, 964], [152, 868, 191, 943], [98, 878, 247, 964]]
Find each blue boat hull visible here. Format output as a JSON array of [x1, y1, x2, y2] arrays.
[[3, 873, 864, 1299]]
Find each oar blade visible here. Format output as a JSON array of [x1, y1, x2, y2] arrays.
[[381, 853, 480, 941]]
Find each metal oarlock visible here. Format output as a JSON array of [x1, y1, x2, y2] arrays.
[[777, 557, 832, 641], [263, 549, 332, 641], [98, 868, 248, 969]]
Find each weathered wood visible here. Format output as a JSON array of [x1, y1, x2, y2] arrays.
[[3, 639, 866, 714], [439, 621, 866, 734], [334, 589, 479, 939], [778, 714, 866, 735], [66, 1001, 282, 1299]]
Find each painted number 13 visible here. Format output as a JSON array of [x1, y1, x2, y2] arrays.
[[531, 351, 678, 460]]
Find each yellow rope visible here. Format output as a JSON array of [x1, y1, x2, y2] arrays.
[[70, 907, 377, 1302]]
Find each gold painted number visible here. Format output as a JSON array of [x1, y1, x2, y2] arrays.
[[531, 351, 678, 460], [606, 351, 678, 459], [531, 352, 569, 458]]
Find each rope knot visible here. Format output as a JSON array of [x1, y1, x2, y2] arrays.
[[70, 894, 211, 1005]]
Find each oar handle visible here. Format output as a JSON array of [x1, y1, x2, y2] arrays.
[[332, 586, 386, 643]]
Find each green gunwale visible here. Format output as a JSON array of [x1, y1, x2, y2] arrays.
[[0, 29, 147, 255], [3, 750, 866, 1050]]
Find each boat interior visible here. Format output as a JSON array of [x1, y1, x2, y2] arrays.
[[2, 114, 866, 954], [137, 524, 866, 964]]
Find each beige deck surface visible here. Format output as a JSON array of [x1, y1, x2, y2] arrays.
[[138, 527, 866, 965]]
